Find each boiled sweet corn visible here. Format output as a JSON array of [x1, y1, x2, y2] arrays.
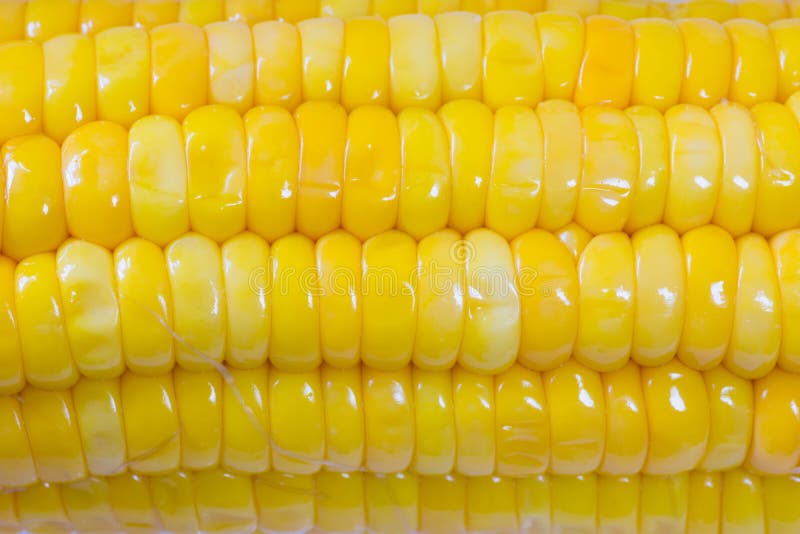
[[3, 99, 800, 261], [0, 468, 798, 533], [5, 13, 800, 146], [2, 224, 799, 387], [1, 360, 799, 486]]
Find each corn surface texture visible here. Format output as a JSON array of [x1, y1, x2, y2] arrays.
[[0, 469, 798, 533], [5, 14, 800, 145]]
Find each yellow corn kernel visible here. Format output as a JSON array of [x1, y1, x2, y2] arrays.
[[220, 367, 270, 473], [72, 378, 126, 477], [624, 105, 669, 233], [544, 359, 604, 474], [631, 225, 685, 367], [178, 0, 223, 26], [517, 474, 551, 533], [495, 364, 549, 476], [194, 469, 257, 533], [535, 11, 584, 101], [725, 19, 779, 107], [711, 102, 759, 237], [482, 11, 543, 109], [576, 232, 635, 371], [174, 369, 223, 471], [419, 474, 467, 533], [452, 366, 495, 476], [222, 232, 270, 369], [685, 0, 737, 20], [466, 476, 518, 532], [550, 474, 597, 531], [227, 0, 273, 22], [297, 17, 343, 101], [166, 233, 227, 370], [15, 253, 78, 390], [749, 369, 800, 474], [254, 472, 314, 532], [678, 225, 738, 370], [184, 105, 247, 243], [771, 229, 800, 372], [0, 259, 23, 396], [601, 0, 649, 17], [150, 23, 208, 121], [114, 238, 175, 376], [677, 18, 733, 108], [361, 231, 417, 368], [15, 481, 70, 531], [486, 106, 543, 240], [244, 106, 298, 241], [295, 101, 346, 239], [316, 232, 361, 368], [62, 122, 133, 250], [316, 471, 364, 533], [726, 234, 781, 378], [320, 0, 369, 18], [764, 474, 800, 534], [513, 229, 578, 371], [412, 368, 456, 475], [43, 34, 96, 144], [364, 473, 418, 534], [61, 478, 116, 532], [752, 100, 800, 236], [555, 221, 593, 261], [722, 469, 766, 533], [373, 0, 416, 17], [600, 361, 647, 475], [269, 234, 321, 370], [0, 397, 37, 488], [121, 372, 180, 475], [642, 359, 709, 474], [439, 100, 493, 234], [206, 21, 254, 114], [21, 388, 86, 483], [252, 21, 302, 109], [133, 0, 179, 29], [414, 230, 463, 370], [149, 472, 198, 532], [2, 135, 67, 261], [56, 240, 124, 379], [687, 471, 722, 533], [701, 366, 753, 471], [342, 106, 400, 241], [598, 475, 639, 532], [435, 12, 482, 102], [389, 14, 441, 112], [574, 15, 634, 108], [0, 42, 42, 144], [536, 100, 581, 231], [95, 27, 148, 129], [78, 0, 130, 34], [269, 367, 324, 474], [575, 106, 638, 234], [397, 109, 451, 239], [0, 0, 24, 42], [639, 472, 690, 532], [275, 0, 319, 23], [363, 366, 414, 474], [108, 472, 159, 530], [630, 18, 683, 111], [664, 105, 722, 234], [128, 115, 189, 246], [770, 19, 800, 102], [322, 365, 364, 470], [739, 0, 789, 22], [25, 0, 79, 41], [460, 229, 520, 374], [341, 17, 389, 110]]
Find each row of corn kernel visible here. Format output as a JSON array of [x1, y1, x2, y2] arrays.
[[5, 12, 800, 145], [6, 97, 800, 263], [2, 360, 798, 486], [1, 469, 797, 533], [4, 0, 799, 43], [4, 223, 800, 388]]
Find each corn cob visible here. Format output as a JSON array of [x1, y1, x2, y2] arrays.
[[2, 0, 799, 44], [3, 224, 799, 387], [2, 360, 799, 485], [4, 14, 800, 146], [4, 98, 800, 262], [1, 468, 797, 533]]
